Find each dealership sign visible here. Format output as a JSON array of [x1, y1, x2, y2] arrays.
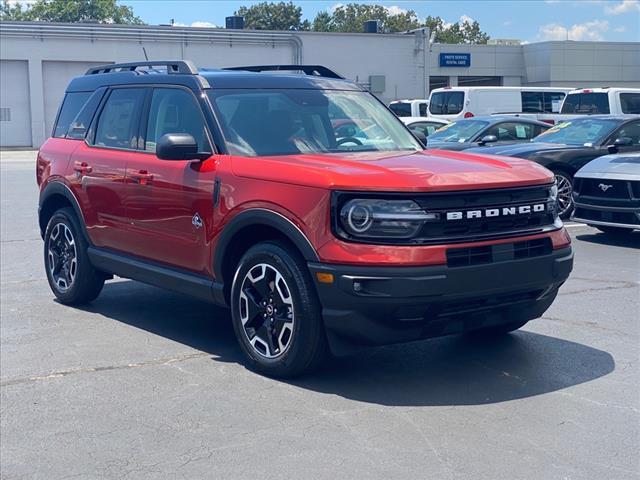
[[439, 53, 471, 67]]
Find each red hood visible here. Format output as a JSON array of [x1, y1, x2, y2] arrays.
[[230, 149, 553, 192]]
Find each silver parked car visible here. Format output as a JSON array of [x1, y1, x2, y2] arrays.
[[572, 152, 640, 233]]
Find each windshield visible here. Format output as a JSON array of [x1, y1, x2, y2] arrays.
[[426, 119, 488, 143], [533, 118, 619, 146], [429, 91, 464, 115], [207, 89, 422, 156]]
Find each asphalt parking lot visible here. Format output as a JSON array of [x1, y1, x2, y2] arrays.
[[1, 150, 639, 480]]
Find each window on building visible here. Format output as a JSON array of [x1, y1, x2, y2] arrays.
[[94, 88, 146, 149], [145, 88, 210, 153], [457, 76, 502, 87], [620, 93, 640, 114], [53, 92, 91, 138], [429, 76, 449, 92]]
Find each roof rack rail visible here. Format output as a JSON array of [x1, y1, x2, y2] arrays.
[[223, 65, 344, 80], [85, 60, 198, 75]]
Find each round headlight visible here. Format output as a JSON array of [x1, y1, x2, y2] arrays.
[[346, 203, 373, 233]]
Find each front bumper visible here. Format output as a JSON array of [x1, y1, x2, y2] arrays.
[[572, 201, 640, 230], [309, 246, 573, 355]]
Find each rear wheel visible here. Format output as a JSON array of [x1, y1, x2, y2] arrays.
[[230, 241, 327, 378], [44, 208, 105, 305], [554, 171, 574, 220]]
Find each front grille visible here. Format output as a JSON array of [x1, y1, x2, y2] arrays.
[[575, 178, 632, 199], [413, 184, 557, 244], [447, 238, 552, 267]]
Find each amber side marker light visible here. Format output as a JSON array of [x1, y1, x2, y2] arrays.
[[316, 272, 335, 284]]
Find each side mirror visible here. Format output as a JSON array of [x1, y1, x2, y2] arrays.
[[607, 136, 633, 153], [156, 133, 210, 161], [412, 130, 427, 148], [479, 134, 498, 146]]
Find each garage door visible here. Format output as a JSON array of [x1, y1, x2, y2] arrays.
[[42, 61, 111, 139], [0, 60, 32, 147]]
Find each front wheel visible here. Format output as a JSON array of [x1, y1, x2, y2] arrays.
[[230, 241, 328, 377], [554, 171, 574, 220]]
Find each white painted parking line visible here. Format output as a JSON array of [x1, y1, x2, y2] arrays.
[[564, 222, 588, 228]]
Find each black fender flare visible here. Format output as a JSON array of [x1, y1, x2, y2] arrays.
[[213, 208, 319, 282], [38, 181, 90, 243]]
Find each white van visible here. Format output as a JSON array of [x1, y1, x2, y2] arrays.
[[389, 99, 429, 117], [560, 88, 640, 115], [427, 87, 574, 121]]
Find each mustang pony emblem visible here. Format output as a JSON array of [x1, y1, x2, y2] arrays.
[[598, 183, 613, 192]]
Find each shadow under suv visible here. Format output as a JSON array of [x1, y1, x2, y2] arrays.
[[37, 61, 573, 377]]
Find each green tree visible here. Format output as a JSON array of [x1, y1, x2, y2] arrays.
[[0, 0, 143, 24], [424, 15, 489, 44], [312, 3, 420, 33], [235, 1, 309, 31]]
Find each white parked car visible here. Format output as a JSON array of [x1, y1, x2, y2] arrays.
[[561, 88, 640, 116], [427, 86, 574, 121], [400, 116, 449, 138], [571, 152, 640, 234], [389, 99, 429, 118]]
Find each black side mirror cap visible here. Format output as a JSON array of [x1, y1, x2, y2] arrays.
[[156, 133, 210, 161], [607, 136, 633, 153], [479, 134, 498, 145]]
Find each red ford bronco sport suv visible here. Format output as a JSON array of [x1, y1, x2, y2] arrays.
[[37, 61, 573, 377]]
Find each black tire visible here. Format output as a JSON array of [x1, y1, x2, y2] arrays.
[[469, 319, 529, 337], [230, 241, 328, 378], [595, 225, 632, 235], [44, 207, 105, 305], [553, 170, 574, 220]]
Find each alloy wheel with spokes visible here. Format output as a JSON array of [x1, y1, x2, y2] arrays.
[[554, 172, 573, 218], [239, 263, 295, 359], [47, 222, 77, 292]]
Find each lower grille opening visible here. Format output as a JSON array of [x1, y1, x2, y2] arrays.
[[574, 208, 640, 226], [437, 289, 544, 317], [447, 238, 552, 267]]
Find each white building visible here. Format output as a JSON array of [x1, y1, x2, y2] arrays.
[[1, 21, 639, 147]]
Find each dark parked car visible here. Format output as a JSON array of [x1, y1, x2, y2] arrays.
[[466, 116, 640, 218], [426, 116, 550, 151]]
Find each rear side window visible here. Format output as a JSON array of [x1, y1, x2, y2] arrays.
[[561, 93, 610, 114], [94, 88, 146, 149], [408, 121, 443, 137], [521, 92, 566, 113], [145, 88, 210, 153], [419, 103, 428, 116], [429, 92, 464, 115], [389, 103, 412, 117], [620, 93, 640, 114], [485, 122, 537, 141], [66, 89, 106, 140], [53, 92, 91, 138]]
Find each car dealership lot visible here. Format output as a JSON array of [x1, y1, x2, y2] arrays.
[[1, 151, 638, 479]]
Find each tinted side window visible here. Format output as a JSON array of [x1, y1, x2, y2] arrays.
[[53, 92, 91, 138], [429, 92, 464, 115], [521, 92, 543, 113], [94, 89, 146, 149], [614, 121, 640, 145], [561, 93, 610, 114], [485, 122, 535, 141], [409, 122, 443, 137], [389, 103, 411, 117], [620, 93, 640, 114], [544, 92, 566, 113], [66, 89, 106, 140], [145, 88, 209, 153], [419, 103, 428, 116]]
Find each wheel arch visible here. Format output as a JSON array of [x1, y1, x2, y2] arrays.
[[213, 209, 319, 303], [39, 181, 89, 243]]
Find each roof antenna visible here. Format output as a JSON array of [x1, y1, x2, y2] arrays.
[[142, 47, 149, 61]]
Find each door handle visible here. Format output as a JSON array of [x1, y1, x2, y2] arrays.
[[73, 161, 92, 174], [131, 170, 153, 185]]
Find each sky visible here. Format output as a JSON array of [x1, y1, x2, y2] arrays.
[[120, 0, 640, 43]]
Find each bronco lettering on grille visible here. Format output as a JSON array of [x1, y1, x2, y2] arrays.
[[446, 204, 546, 220]]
